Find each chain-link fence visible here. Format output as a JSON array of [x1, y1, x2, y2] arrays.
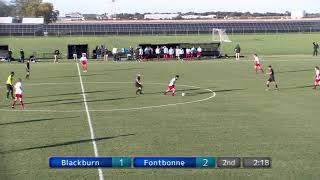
[[1, 21, 320, 37]]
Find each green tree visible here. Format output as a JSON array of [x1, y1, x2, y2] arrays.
[[11, 0, 58, 23], [36, 2, 58, 23], [0, 0, 15, 16]]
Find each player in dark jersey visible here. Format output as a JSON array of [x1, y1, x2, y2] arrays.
[[135, 74, 143, 95], [266, 65, 279, 91], [6, 72, 15, 99], [25, 59, 30, 80]]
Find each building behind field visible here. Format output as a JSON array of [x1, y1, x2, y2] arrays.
[[144, 14, 179, 20], [291, 10, 306, 19]]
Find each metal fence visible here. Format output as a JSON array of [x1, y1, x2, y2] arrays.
[[1, 20, 320, 36]]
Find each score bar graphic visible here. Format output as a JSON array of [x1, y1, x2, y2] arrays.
[[49, 157, 271, 169]]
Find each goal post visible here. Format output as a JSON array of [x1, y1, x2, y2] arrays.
[[212, 28, 232, 43]]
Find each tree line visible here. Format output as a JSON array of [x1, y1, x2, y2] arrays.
[[0, 0, 59, 23]]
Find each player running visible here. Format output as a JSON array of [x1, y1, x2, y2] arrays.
[[12, 78, 25, 109], [253, 54, 264, 74], [80, 53, 88, 72], [163, 75, 179, 96], [313, 66, 320, 90], [6, 71, 15, 99], [25, 60, 30, 80], [135, 74, 143, 95], [266, 65, 279, 91]]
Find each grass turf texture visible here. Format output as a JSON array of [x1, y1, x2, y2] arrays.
[[0, 33, 320, 180], [0, 33, 320, 58]]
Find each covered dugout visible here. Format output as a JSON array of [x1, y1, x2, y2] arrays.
[[139, 42, 221, 58], [0, 45, 9, 59], [67, 44, 89, 59]]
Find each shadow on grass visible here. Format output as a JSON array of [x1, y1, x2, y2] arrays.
[[46, 96, 138, 106], [0, 134, 135, 155], [46, 67, 144, 79], [0, 116, 79, 126], [277, 69, 311, 74], [0, 97, 82, 108], [280, 85, 313, 90], [185, 88, 247, 96], [27, 89, 120, 99]]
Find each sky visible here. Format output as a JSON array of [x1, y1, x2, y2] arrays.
[[19, 0, 320, 14]]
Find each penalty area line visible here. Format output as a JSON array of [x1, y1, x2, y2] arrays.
[[76, 64, 105, 180]]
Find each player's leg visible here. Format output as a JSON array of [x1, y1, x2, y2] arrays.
[[6, 85, 10, 99], [10, 86, 14, 99], [313, 80, 319, 89], [84, 64, 88, 72], [12, 96, 17, 108], [257, 66, 263, 73], [136, 86, 143, 95], [171, 87, 176, 96], [19, 96, 25, 109], [266, 80, 271, 90], [273, 81, 279, 90], [163, 86, 171, 95], [26, 71, 30, 80]]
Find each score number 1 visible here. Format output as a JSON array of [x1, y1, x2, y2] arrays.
[[112, 157, 132, 168]]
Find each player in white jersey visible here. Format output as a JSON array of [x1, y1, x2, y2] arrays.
[[253, 54, 264, 74], [80, 53, 88, 72], [12, 78, 25, 109], [313, 66, 320, 89], [163, 75, 179, 96], [197, 46, 202, 60]]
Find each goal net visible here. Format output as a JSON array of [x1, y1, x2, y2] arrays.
[[212, 28, 232, 43]]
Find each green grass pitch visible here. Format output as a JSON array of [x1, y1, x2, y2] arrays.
[[1, 33, 320, 180]]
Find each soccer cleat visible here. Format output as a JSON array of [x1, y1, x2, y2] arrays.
[[11, 106, 15, 109]]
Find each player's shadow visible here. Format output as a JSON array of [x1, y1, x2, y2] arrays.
[[27, 89, 119, 99], [142, 88, 202, 95], [46, 96, 138, 106], [185, 88, 246, 96], [22, 98, 81, 106], [281, 85, 313, 90], [46, 73, 109, 79], [277, 69, 311, 74], [46, 68, 144, 79], [0, 116, 79, 126], [0, 134, 135, 155]]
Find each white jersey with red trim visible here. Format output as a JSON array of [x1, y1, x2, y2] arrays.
[[80, 57, 87, 62], [14, 82, 22, 95], [254, 56, 260, 65], [316, 70, 320, 80], [168, 78, 176, 86]]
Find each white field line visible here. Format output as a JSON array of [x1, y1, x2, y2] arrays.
[[0, 82, 216, 113], [76, 64, 104, 180]]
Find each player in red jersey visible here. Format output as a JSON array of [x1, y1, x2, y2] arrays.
[[163, 75, 179, 96], [313, 66, 320, 89], [80, 53, 88, 72], [253, 54, 264, 74], [12, 78, 25, 109]]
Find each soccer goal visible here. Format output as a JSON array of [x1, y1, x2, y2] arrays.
[[212, 28, 232, 43]]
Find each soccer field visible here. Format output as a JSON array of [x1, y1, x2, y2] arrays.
[[1, 34, 320, 180], [1, 33, 320, 57]]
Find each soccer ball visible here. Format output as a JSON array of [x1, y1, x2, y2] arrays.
[[182, 93, 185, 96]]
